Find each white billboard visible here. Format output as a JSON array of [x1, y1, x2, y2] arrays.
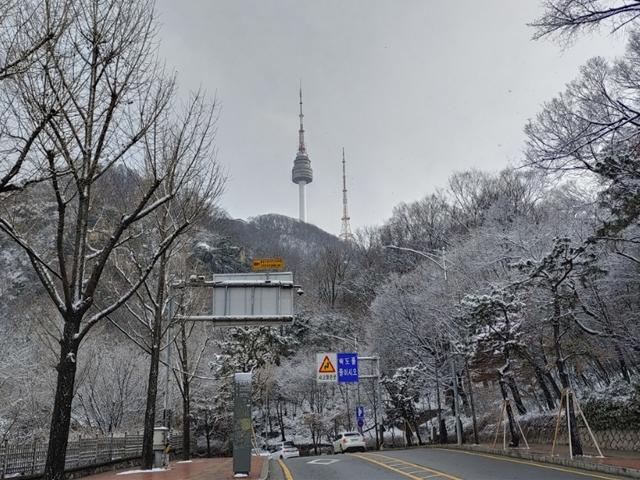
[[175, 272, 296, 326]]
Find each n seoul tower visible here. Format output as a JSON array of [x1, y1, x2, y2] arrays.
[[291, 87, 313, 222]]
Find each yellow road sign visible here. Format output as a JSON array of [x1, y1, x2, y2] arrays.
[[251, 257, 284, 271]]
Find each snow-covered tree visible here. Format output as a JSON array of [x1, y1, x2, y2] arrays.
[[462, 289, 527, 447]]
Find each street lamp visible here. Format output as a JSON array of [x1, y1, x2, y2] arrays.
[[383, 245, 462, 446]]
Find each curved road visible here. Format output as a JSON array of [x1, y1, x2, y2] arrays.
[[270, 448, 626, 480]]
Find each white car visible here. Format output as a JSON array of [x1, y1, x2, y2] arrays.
[[270, 441, 300, 459], [333, 432, 366, 453]]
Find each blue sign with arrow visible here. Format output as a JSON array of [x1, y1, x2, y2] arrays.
[[356, 405, 365, 426], [337, 352, 359, 383]]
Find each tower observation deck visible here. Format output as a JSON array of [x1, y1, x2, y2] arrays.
[[292, 88, 312, 222]]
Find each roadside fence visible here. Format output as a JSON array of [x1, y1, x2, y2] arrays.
[[0, 432, 184, 478]]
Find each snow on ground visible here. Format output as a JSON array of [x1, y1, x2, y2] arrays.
[[117, 468, 169, 475]]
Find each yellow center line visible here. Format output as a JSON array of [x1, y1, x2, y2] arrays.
[[277, 458, 294, 480], [352, 454, 425, 480], [366, 452, 462, 480], [354, 452, 462, 480], [434, 448, 626, 480]]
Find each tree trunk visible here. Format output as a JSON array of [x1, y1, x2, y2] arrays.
[[277, 401, 285, 441], [142, 253, 168, 469], [182, 382, 191, 460], [553, 307, 583, 456], [498, 378, 520, 448], [539, 339, 563, 400], [410, 406, 423, 445], [506, 376, 527, 415], [44, 327, 79, 480], [591, 355, 610, 386], [141, 329, 162, 469], [456, 375, 469, 413], [544, 371, 562, 399], [404, 418, 413, 447], [203, 409, 212, 457], [435, 358, 445, 443], [616, 344, 631, 383], [180, 324, 191, 460], [464, 361, 479, 444], [533, 365, 555, 410]]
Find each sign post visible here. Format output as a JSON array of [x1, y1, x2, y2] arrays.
[[166, 272, 303, 477]]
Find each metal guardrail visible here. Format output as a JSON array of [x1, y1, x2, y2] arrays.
[[0, 432, 184, 478]]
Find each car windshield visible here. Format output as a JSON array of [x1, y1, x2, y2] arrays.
[[344, 433, 361, 437], [281, 441, 295, 447]]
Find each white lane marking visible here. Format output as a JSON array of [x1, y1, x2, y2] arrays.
[[307, 458, 340, 465]]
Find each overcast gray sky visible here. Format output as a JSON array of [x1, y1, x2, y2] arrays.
[[156, 0, 624, 235]]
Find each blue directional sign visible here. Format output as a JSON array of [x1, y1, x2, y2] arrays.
[[337, 352, 359, 383], [356, 406, 365, 422]]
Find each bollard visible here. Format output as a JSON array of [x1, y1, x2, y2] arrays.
[[152, 427, 169, 468]]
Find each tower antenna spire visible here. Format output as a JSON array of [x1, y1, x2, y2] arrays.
[[298, 82, 306, 154], [340, 147, 354, 241]]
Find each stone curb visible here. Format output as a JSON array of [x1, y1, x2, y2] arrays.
[[425, 444, 640, 479], [259, 456, 270, 480]]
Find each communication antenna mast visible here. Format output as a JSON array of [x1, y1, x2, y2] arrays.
[[340, 148, 355, 242]]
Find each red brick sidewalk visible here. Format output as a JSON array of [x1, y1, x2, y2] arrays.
[[80, 457, 265, 480]]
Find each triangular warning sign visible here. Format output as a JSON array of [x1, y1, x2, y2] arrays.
[[319, 355, 336, 373]]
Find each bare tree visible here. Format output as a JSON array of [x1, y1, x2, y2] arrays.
[[531, 0, 640, 40], [106, 92, 223, 469], [74, 341, 147, 434], [0, 0, 69, 194], [0, 0, 224, 478], [172, 321, 211, 461]]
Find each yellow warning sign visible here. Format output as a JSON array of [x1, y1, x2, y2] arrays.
[[319, 355, 336, 373], [317, 353, 337, 382]]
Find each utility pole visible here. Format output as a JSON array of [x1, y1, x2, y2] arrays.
[[383, 244, 462, 445], [451, 353, 462, 445], [442, 246, 461, 445]]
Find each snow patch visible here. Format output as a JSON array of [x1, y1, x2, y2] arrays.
[[117, 468, 169, 475]]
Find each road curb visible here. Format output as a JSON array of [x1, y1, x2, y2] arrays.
[[259, 456, 270, 480], [424, 444, 640, 479]]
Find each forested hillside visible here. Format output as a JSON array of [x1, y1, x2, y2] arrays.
[[2, 164, 639, 456]]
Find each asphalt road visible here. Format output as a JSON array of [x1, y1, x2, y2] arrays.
[[270, 447, 626, 480]]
